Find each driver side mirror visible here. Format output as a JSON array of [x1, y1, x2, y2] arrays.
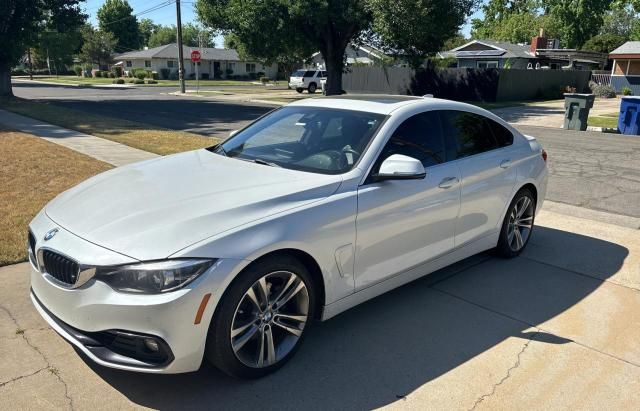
[[373, 154, 426, 181]]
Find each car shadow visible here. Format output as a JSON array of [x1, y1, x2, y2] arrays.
[[81, 226, 627, 410]]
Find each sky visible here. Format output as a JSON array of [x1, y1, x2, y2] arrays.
[[82, 0, 483, 47]]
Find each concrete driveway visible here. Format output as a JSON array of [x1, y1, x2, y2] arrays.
[[1, 206, 639, 410]]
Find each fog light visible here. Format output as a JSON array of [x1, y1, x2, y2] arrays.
[[144, 338, 159, 352]]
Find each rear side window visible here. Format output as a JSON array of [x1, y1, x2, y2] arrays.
[[440, 111, 499, 158], [487, 118, 514, 147], [303, 71, 315, 77], [378, 111, 446, 168]]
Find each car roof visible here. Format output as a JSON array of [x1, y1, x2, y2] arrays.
[[288, 94, 477, 115]]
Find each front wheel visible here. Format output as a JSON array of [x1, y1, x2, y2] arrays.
[[495, 188, 536, 258], [206, 255, 315, 378], [295, 88, 303, 93], [308, 83, 317, 94]]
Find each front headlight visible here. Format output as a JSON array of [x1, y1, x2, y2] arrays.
[[95, 259, 215, 294]]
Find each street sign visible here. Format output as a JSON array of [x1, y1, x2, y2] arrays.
[[191, 50, 201, 62]]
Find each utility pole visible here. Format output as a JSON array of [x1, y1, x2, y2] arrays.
[[176, 0, 186, 93]]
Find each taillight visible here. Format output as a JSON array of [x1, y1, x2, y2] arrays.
[[541, 149, 548, 163]]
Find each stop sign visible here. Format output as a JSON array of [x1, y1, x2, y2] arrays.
[[191, 50, 201, 62]]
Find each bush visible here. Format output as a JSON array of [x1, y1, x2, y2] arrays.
[[622, 86, 633, 96], [135, 70, 147, 80], [589, 81, 616, 98], [94, 70, 103, 78], [127, 79, 135, 83], [133, 79, 145, 84], [159, 68, 170, 80], [112, 66, 123, 77], [108, 72, 116, 78], [256, 71, 265, 78], [201, 73, 209, 80], [11, 68, 27, 76], [112, 78, 125, 84], [73, 65, 83, 77], [169, 70, 179, 80], [260, 76, 270, 84], [225, 68, 233, 78], [248, 72, 258, 80], [146, 79, 157, 84]]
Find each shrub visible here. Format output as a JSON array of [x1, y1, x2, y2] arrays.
[[135, 70, 147, 80], [11, 68, 27, 76], [622, 86, 633, 96], [225, 68, 233, 78], [589, 81, 616, 98], [108, 72, 116, 78], [94, 70, 103, 78], [260, 76, 270, 84], [248, 72, 258, 80], [112, 78, 125, 84], [146, 79, 157, 84], [133, 79, 145, 84], [73, 65, 82, 77], [159, 68, 170, 79], [112, 66, 123, 77], [169, 70, 178, 80], [150, 70, 158, 80], [201, 73, 209, 80], [256, 71, 265, 78], [127, 79, 135, 83]]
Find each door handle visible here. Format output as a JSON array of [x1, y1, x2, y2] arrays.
[[500, 159, 512, 169], [438, 177, 459, 189]]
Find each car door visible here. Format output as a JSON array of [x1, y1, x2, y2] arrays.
[[440, 110, 517, 246], [355, 111, 461, 290]]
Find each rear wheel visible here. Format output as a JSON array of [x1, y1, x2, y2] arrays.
[[206, 255, 315, 378], [295, 88, 303, 93], [495, 188, 536, 258], [308, 83, 317, 94]]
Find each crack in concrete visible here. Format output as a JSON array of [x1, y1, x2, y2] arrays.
[[468, 331, 539, 411], [0, 304, 74, 410]]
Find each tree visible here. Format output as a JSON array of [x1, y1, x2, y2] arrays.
[[197, 0, 477, 95], [583, 33, 627, 52], [33, 30, 83, 73], [97, 0, 140, 52], [367, 0, 477, 68], [183, 23, 216, 47], [148, 26, 176, 48], [79, 26, 117, 68], [0, 0, 86, 96], [441, 33, 469, 51], [541, 0, 614, 48], [139, 18, 159, 47]]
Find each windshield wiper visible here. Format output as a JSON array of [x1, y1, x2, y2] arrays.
[[252, 158, 281, 168]]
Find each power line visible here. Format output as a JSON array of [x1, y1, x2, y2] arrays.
[[100, 0, 175, 27]]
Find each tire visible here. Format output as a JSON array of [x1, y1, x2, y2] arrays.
[[206, 255, 316, 379], [295, 88, 303, 93], [495, 188, 536, 258], [308, 83, 317, 94]]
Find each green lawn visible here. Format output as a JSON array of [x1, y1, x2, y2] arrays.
[[588, 115, 618, 129], [14, 75, 267, 87]]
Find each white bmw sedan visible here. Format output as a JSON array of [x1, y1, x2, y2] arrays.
[[29, 95, 547, 378]]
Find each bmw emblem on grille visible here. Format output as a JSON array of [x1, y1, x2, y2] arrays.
[[44, 228, 59, 241]]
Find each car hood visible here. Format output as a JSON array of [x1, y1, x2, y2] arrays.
[[46, 150, 342, 260]]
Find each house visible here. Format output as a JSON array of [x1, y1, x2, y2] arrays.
[[309, 44, 391, 69], [114, 43, 278, 79], [440, 33, 607, 70], [609, 41, 640, 94], [439, 39, 535, 69]]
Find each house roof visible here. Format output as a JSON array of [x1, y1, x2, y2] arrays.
[[115, 44, 241, 61], [610, 41, 640, 56], [441, 39, 533, 60]]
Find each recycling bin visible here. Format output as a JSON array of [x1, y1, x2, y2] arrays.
[[618, 96, 640, 135], [564, 93, 595, 131]]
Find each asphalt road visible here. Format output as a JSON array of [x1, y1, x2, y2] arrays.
[[11, 83, 640, 218]]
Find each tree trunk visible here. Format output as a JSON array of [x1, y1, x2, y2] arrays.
[[0, 63, 13, 98], [322, 45, 346, 96]]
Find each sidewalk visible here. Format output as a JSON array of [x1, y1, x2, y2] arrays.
[[0, 109, 158, 167]]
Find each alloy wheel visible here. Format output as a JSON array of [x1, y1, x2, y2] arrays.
[[230, 271, 309, 368], [507, 195, 535, 252]]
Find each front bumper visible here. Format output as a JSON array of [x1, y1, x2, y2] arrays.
[[29, 211, 247, 374]]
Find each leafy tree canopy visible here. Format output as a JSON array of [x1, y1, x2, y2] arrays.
[[583, 32, 627, 52], [97, 0, 141, 52], [139, 18, 159, 47], [0, 0, 86, 96], [147, 23, 215, 48], [79, 25, 117, 67]]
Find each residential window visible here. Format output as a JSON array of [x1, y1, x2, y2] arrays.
[[145, 60, 151, 68], [246, 63, 256, 73], [228, 62, 235, 71], [126, 61, 132, 67], [477, 61, 499, 69], [167, 60, 176, 68]]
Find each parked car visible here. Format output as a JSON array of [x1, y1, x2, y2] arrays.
[[29, 95, 547, 379], [288, 69, 326, 93]]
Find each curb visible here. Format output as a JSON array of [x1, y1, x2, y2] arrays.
[[12, 79, 136, 89]]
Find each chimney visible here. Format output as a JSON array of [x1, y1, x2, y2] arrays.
[[530, 28, 547, 54]]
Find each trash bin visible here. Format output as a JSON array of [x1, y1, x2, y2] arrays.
[[618, 96, 640, 135], [564, 93, 595, 131]]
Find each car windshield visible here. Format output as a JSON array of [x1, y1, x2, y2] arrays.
[[214, 106, 386, 174]]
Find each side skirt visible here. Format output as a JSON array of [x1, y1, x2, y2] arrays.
[[320, 231, 499, 321]]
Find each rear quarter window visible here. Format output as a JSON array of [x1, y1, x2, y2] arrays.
[[487, 118, 514, 147]]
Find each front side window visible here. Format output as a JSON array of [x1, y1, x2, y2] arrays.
[[214, 107, 385, 174], [378, 111, 446, 168], [440, 111, 499, 158]]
